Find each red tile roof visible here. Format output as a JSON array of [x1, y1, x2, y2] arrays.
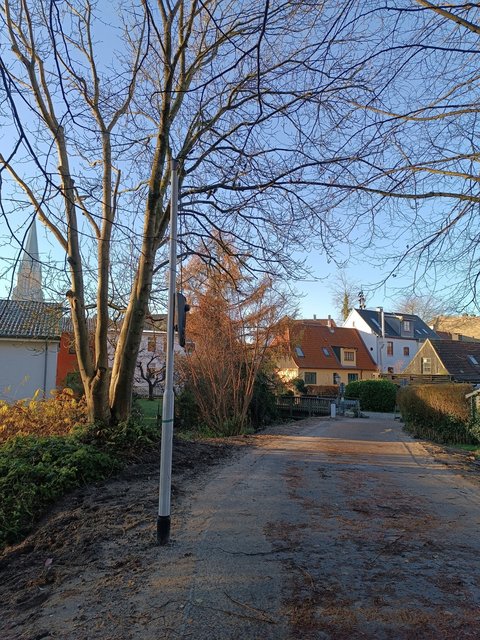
[[289, 320, 377, 370]]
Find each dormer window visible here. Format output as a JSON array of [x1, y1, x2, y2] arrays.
[[341, 348, 356, 366], [403, 320, 411, 332]]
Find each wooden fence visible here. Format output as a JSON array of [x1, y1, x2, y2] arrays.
[[276, 395, 360, 418]]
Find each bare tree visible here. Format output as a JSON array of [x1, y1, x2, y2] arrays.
[[317, 2, 480, 312], [391, 292, 449, 325], [0, 0, 387, 425], [329, 271, 361, 323], [135, 354, 165, 402]]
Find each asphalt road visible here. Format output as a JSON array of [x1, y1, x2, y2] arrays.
[[156, 414, 480, 639], [5, 414, 480, 639]]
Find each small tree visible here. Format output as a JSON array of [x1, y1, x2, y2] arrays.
[[179, 246, 293, 435], [135, 354, 165, 401]]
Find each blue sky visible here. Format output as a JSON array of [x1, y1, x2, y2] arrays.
[[0, 216, 413, 321]]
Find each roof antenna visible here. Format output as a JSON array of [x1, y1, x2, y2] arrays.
[[358, 289, 366, 309]]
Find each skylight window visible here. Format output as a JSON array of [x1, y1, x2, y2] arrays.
[[323, 347, 330, 356], [295, 346, 304, 357], [468, 355, 479, 366]]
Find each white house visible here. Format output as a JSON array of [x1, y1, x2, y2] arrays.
[[0, 299, 62, 401], [106, 314, 185, 399], [343, 307, 440, 373], [0, 222, 62, 401]]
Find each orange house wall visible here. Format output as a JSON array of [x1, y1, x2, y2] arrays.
[[56, 332, 80, 387]]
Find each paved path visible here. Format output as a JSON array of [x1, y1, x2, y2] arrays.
[[4, 415, 480, 639]]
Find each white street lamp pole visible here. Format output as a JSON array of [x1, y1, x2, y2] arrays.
[[157, 158, 178, 545]]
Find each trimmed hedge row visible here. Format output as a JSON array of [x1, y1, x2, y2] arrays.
[[397, 383, 480, 445], [345, 379, 397, 412]]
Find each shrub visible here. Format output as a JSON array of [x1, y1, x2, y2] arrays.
[[345, 379, 397, 412], [249, 371, 278, 429], [73, 415, 159, 455], [0, 435, 119, 547], [64, 371, 85, 397], [175, 385, 202, 432], [397, 383, 478, 445], [0, 398, 160, 550], [0, 389, 88, 445], [292, 378, 307, 394]]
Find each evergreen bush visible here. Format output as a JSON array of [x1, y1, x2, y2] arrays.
[[249, 371, 278, 429], [345, 379, 397, 412], [0, 435, 119, 547], [0, 395, 160, 550]]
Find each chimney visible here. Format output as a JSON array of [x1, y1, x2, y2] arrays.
[[376, 307, 385, 338], [313, 314, 317, 320], [327, 315, 335, 333]]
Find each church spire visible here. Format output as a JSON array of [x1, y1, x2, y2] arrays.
[[12, 222, 44, 302]]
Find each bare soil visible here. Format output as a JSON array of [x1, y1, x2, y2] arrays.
[[0, 436, 248, 639]]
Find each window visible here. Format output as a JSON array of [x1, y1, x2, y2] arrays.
[[348, 373, 358, 383], [304, 372, 317, 385], [468, 355, 479, 366], [422, 357, 432, 374], [147, 336, 156, 352], [333, 373, 341, 385], [343, 350, 355, 361], [403, 346, 410, 356], [387, 341, 393, 356], [403, 320, 411, 332], [295, 346, 304, 357], [322, 347, 330, 356]]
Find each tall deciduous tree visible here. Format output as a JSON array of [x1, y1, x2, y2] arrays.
[[0, 0, 385, 424], [391, 293, 448, 325]]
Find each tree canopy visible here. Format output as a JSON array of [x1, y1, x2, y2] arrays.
[[1, 0, 385, 423], [1, 0, 480, 423]]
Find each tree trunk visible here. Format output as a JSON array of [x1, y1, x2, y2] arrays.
[[85, 369, 111, 425]]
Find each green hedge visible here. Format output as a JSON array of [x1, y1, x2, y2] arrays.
[[397, 383, 479, 445], [345, 379, 397, 412]]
